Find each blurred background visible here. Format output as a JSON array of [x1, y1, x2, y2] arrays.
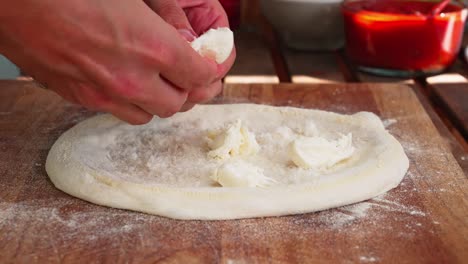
[[0, 55, 19, 79]]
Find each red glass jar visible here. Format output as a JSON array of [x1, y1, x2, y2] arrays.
[[342, 0, 467, 77]]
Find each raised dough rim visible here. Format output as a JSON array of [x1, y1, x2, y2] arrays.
[[46, 104, 409, 220]]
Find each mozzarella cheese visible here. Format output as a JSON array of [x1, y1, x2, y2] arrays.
[[289, 133, 355, 171], [190, 27, 234, 64], [207, 119, 260, 161]]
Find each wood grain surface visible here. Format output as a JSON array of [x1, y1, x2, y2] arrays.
[[225, 28, 279, 84], [410, 83, 468, 175], [0, 81, 467, 263], [282, 50, 344, 84], [431, 83, 468, 139]]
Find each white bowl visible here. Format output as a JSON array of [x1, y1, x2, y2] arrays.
[[260, 0, 344, 51]]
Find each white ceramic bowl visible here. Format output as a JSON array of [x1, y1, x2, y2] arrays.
[[260, 0, 344, 51]]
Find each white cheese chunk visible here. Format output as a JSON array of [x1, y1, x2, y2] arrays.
[[211, 160, 276, 188], [207, 119, 260, 161], [289, 133, 355, 171], [190, 27, 234, 64]]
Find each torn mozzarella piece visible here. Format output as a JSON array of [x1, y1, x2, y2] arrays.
[[207, 119, 260, 161], [211, 160, 276, 188], [290, 133, 355, 171], [190, 27, 234, 64]]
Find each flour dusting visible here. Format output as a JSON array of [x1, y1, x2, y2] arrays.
[[2, 84, 466, 263], [0, 186, 429, 243], [360, 256, 378, 262], [383, 118, 397, 128]]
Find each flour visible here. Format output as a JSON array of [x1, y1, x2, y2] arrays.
[[316, 202, 373, 228], [0, 188, 429, 241], [0, 199, 151, 242], [304, 189, 429, 229], [47, 104, 409, 220], [360, 256, 378, 262], [383, 118, 397, 128], [4, 84, 465, 262]]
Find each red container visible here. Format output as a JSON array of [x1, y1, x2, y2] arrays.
[[342, 0, 467, 77]]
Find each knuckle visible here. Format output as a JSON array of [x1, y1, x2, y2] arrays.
[[194, 68, 216, 87], [189, 78, 206, 90], [90, 94, 112, 108], [153, 42, 177, 69], [159, 104, 181, 118], [157, 93, 186, 118], [76, 91, 111, 111], [189, 82, 222, 103], [188, 90, 208, 103], [111, 77, 143, 102]]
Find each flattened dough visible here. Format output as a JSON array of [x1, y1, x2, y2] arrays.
[[46, 104, 409, 220]]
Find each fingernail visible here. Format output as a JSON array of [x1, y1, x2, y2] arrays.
[[178, 29, 197, 42]]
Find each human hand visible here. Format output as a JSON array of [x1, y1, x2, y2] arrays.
[[0, 0, 223, 124], [145, 0, 236, 111]]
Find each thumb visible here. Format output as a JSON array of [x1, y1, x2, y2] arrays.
[[145, 0, 197, 41]]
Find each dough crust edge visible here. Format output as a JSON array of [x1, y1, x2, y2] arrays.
[[45, 105, 409, 220]]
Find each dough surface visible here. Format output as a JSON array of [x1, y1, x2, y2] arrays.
[[46, 104, 409, 220]]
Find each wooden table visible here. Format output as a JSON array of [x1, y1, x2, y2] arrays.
[[0, 81, 467, 263]]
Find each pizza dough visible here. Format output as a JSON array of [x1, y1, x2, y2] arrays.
[[46, 104, 409, 220]]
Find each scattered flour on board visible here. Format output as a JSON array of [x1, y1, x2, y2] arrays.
[[0, 112, 433, 246], [0, 186, 429, 242], [2, 107, 453, 262], [307, 187, 428, 230], [0, 199, 154, 242], [383, 118, 397, 128], [360, 256, 378, 262]]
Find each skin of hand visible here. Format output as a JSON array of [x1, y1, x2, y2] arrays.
[[0, 0, 235, 124], [145, 0, 236, 111]]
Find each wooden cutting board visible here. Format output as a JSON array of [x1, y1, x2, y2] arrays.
[[0, 81, 467, 263]]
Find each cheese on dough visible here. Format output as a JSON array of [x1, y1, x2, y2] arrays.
[[190, 27, 234, 64], [207, 119, 260, 161], [211, 160, 276, 188], [290, 133, 355, 171]]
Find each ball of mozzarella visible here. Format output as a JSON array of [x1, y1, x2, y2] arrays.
[[190, 27, 234, 64]]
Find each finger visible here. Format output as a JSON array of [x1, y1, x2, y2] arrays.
[[105, 102, 153, 125], [179, 0, 229, 34], [141, 9, 218, 90], [67, 83, 153, 125], [132, 76, 188, 118], [180, 102, 196, 112], [88, 100, 153, 125], [156, 28, 218, 90], [164, 0, 235, 80], [187, 80, 222, 104], [145, 0, 197, 41]]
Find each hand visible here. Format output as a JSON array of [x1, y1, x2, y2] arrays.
[[145, 0, 236, 111], [0, 0, 222, 124]]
